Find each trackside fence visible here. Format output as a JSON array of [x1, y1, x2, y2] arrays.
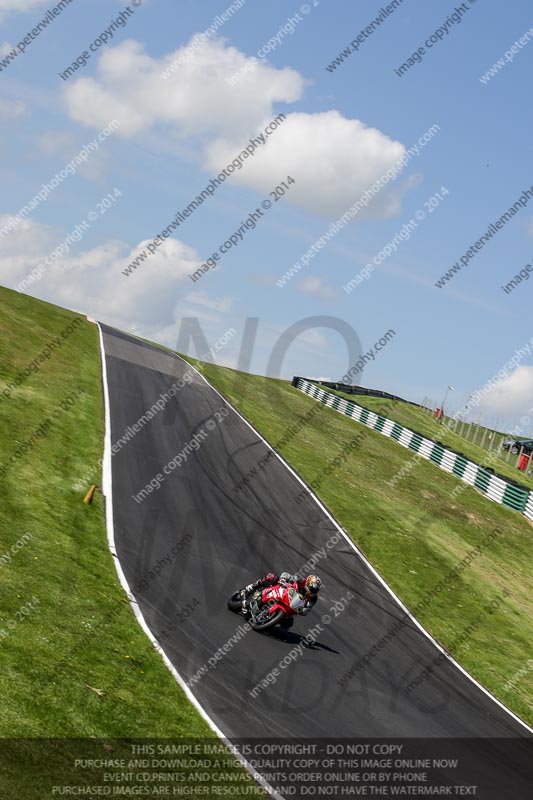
[[292, 377, 533, 521]]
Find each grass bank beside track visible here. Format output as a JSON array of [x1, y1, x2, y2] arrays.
[[0, 288, 265, 798], [187, 357, 533, 727], [321, 386, 533, 492], [1, 283, 530, 798]]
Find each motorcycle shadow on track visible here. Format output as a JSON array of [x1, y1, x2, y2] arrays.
[[265, 626, 340, 655]]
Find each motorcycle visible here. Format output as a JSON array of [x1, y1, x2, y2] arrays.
[[227, 582, 305, 632]]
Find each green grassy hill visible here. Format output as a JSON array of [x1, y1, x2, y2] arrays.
[[0, 288, 258, 799], [1, 287, 531, 783], [320, 386, 533, 491], [0, 286, 216, 739]]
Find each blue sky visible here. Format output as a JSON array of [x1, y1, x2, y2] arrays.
[[1, 0, 533, 427]]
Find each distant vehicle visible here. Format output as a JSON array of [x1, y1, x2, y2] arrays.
[[502, 439, 533, 455]]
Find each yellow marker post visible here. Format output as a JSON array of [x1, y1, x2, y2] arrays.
[[83, 484, 96, 505]]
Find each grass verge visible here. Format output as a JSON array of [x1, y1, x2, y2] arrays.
[[0, 288, 264, 798]]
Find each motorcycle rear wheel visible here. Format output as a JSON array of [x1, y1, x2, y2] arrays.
[[251, 608, 286, 632], [227, 591, 244, 612]]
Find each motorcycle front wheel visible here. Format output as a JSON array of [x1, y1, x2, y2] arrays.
[[250, 608, 286, 632]]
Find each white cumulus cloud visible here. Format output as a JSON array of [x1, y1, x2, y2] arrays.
[[0, 0, 47, 16], [477, 365, 533, 420], [205, 111, 405, 218], [0, 97, 28, 119], [186, 290, 233, 313], [64, 38, 304, 138], [64, 37, 410, 217], [0, 214, 199, 336], [297, 276, 335, 301]]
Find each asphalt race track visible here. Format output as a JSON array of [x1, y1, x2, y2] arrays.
[[99, 324, 532, 797]]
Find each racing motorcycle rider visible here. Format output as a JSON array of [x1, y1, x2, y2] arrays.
[[242, 572, 322, 627]]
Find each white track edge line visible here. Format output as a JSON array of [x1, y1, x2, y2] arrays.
[[96, 322, 283, 799]]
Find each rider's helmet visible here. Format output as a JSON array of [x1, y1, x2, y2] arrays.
[[305, 575, 322, 596]]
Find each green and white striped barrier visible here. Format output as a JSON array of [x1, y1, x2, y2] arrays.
[[295, 378, 532, 520]]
